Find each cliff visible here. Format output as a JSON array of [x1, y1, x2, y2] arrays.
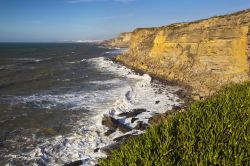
[[114, 9, 250, 99], [102, 32, 132, 48]]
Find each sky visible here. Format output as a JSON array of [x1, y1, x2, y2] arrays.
[[0, 0, 250, 42]]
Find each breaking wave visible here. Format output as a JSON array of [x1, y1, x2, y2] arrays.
[[5, 57, 183, 166]]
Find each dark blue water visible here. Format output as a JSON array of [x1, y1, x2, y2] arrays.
[[0, 43, 112, 96], [0, 43, 118, 165], [0, 43, 182, 166]]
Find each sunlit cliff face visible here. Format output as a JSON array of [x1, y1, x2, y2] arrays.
[[111, 10, 250, 98]]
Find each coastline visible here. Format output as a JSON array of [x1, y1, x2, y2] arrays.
[[100, 54, 192, 146], [112, 56, 193, 104], [105, 9, 250, 99], [64, 52, 188, 166], [98, 9, 250, 162], [99, 82, 250, 165], [96, 54, 191, 161], [0, 44, 185, 166]]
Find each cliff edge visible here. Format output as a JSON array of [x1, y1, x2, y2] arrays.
[[102, 32, 132, 48], [111, 9, 250, 99]]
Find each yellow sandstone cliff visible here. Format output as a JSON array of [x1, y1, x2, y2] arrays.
[[110, 9, 250, 99], [102, 32, 132, 48]]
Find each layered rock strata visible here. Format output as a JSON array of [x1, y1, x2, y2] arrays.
[[110, 9, 250, 98], [102, 32, 132, 48]]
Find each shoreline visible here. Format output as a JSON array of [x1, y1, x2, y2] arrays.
[[95, 56, 191, 163], [111, 56, 194, 105], [98, 56, 192, 158], [65, 54, 190, 166], [93, 56, 193, 163]]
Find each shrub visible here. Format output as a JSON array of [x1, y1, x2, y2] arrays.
[[99, 82, 250, 166]]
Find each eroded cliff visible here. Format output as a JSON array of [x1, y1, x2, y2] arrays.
[[114, 9, 250, 98], [102, 32, 132, 48]]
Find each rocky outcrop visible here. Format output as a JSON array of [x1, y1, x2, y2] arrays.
[[102, 32, 132, 48], [114, 9, 250, 98], [118, 108, 147, 118], [102, 116, 132, 134]]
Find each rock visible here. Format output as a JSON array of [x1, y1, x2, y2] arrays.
[[101, 142, 122, 156], [100, 133, 142, 156], [118, 108, 147, 118], [131, 118, 138, 123], [192, 94, 201, 101], [149, 109, 177, 126], [155, 100, 160, 104], [113, 9, 250, 97], [94, 148, 100, 153], [113, 133, 134, 142], [63, 160, 83, 166], [104, 129, 116, 136], [102, 116, 132, 133], [134, 121, 148, 130], [113, 133, 141, 142], [102, 32, 132, 48], [172, 105, 182, 110], [156, 89, 163, 94]]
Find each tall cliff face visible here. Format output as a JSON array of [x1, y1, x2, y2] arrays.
[[115, 9, 250, 98], [102, 32, 132, 48]]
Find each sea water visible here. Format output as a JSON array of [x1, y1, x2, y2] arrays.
[[0, 43, 183, 165]]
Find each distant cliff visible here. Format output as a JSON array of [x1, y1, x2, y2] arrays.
[[102, 32, 132, 48], [108, 9, 250, 99]]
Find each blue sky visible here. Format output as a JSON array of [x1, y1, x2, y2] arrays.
[[0, 0, 249, 42]]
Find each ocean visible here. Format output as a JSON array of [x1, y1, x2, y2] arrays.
[[0, 43, 183, 165]]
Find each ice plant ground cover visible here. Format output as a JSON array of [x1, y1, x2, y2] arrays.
[[99, 82, 250, 166]]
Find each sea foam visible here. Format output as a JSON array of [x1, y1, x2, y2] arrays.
[[5, 57, 183, 166]]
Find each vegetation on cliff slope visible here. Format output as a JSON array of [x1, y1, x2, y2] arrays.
[[99, 82, 250, 166]]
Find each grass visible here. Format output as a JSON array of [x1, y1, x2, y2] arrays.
[[99, 82, 250, 166]]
